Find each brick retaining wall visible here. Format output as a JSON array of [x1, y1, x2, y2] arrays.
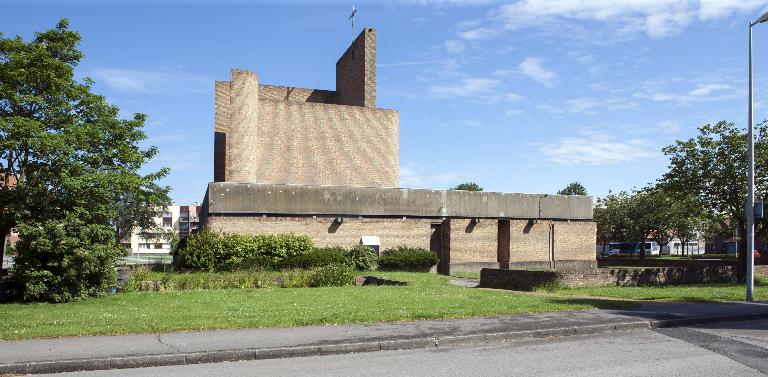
[[597, 258, 737, 268], [480, 266, 736, 291]]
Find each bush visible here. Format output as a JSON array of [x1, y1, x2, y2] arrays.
[[308, 264, 356, 287], [177, 231, 314, 271], [12, 218, 123, 303], [281, 264, 356, 288], [347, 244, 378, 271], [378, 246, 438, 272], [123, 269, 277, 292], [283, 246, 348, 269]]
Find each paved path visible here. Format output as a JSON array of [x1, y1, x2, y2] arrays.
[[3, 301, 768, 375], [33, 319, 768, 377]]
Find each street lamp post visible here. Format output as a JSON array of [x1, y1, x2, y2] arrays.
[[747, 10, 768, 302]]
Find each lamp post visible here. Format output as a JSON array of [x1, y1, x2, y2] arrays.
[[747, 10, 768, 302]]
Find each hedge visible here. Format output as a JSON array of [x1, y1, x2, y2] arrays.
[[378, 246, 438, 272]]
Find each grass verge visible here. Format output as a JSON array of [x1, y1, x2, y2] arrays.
[[0, 272, 634, 340], [535, 275, 768, 302]]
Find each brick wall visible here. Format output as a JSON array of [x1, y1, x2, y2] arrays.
[[336, 28, 376, 107], [509, 220, 550, 262], [480, 266, 736, 291], [226, 69, 260, 183], [450, 219, 497, 264], [205, 216, 596, 274], [213, 81, 230, 182], [254, 99, 398, 187], [206, 216, 432, 251], [554, 221, 596, 262], [258, 85, 339, 104]]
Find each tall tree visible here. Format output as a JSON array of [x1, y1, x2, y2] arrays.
[[558, 181, 588, 196], [0, 19, 171, 271], [594, 191, 632, 254], [662, 121, 768, 279], [450, 182, 483, 191]]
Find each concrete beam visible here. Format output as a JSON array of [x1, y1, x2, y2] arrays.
[[205, 183, 592, 220]]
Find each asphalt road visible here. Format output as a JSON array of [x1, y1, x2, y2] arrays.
[[34, 319, 768, 377]]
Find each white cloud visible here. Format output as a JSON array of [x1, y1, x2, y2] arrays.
[[539, 96, 638, 114], [458, 27, 500, 40], [400, 162, 465, 189], [429, 77, 501, 97], [634, 82, 739, 104], [90, 68, 209, 94], [479, 0, 768, 40], [533, 129, 657, 165], [518, 57, 557, 86], [444, 39, 466, 54]]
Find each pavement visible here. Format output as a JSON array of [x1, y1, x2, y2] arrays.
[[3, 300, 768, 375], [41, 319, 768, 376]]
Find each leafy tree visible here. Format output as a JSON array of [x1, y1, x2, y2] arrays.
[[450, 182, 483, 191], [594, 191, 632, 255], [662, 121, 768, 279], [558, 181, 588, 196], [0, 19, 170, 297]]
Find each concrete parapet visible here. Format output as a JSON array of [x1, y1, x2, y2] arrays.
[[205, 182, 593, 220]]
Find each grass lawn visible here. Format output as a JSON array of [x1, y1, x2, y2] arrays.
[[536, 275, 768, 302], [0, 272, 634, 341]]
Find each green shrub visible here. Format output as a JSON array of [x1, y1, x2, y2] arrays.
[[123, 269, 278, 292], [177, 232, 314, 271], [347, 244, 378, 271], [280, 264, 356, 288], [308, 264, 356, 287], [177, 229, 221, 270], [12, 218, 123, 303], [283, 246, 348, 269], [378, 246, 438, 272]]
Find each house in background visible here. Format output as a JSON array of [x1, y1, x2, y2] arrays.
[[120, 204, 201, 256]]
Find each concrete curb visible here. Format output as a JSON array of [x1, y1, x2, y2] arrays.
[[2, 312, 768, 375]]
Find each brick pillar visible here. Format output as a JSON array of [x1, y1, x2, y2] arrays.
[[438, 218, 451, 275], [336, 28, 376, 107], [498, 219, 510, 269], [227, 69, 260, 183]]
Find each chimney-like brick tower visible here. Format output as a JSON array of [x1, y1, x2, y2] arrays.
[[336, 28, 376, 108]]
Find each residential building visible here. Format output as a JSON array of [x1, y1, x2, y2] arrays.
[[121, 204, 201, 256]]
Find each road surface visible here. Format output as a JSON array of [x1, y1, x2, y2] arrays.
[[32, 319, 768, 376]]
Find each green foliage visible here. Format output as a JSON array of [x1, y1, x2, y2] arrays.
[[450, 182, 483, 191], [378, 246, 438, 271], [557, 181, 588, 196], [283, 246, 348, 269], [347, 244, 378, 271], [0, 19, 170, 299], [123, 268, 278, 292], [177, 231, 314, 271], [176, 229, 221, 270], [306, 264, 356, 287], [279, 265, 356, 288], [11, 217, 122, 302]]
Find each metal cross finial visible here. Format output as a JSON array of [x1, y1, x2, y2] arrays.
[[349, 5, 357, 42]]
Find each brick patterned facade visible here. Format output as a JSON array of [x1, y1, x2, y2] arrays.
[[213, 28, 397, 187], [206, 216, 596, 273], [206, 216, 432, 251]]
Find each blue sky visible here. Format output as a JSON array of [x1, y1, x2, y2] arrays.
[[3, 0, 768, 204]]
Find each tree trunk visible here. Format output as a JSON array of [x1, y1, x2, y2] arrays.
[[639, 239, 646, 262]]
